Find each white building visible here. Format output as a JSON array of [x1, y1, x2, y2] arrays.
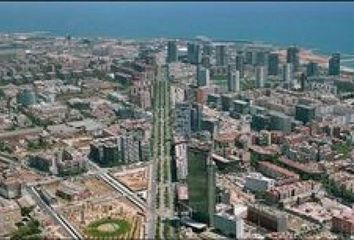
[[245, 172, 275, 192], [256, 66, 265, 88]]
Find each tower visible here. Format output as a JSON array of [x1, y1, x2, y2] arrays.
[[328, 52, 340, 76], [167, 40, 178, 63], [187, 140, 216, 225], [197, 66, 210, 87], [306, 62, 319, 77], [256, 66, 265, 88], [188, 43, 202, 65], [216, 44, 228, 66], [287, 46, 300, 72], [268, 53, 279, 76], [235, 53, 245, 78], [228, 66, 240, 92], [283, 63, 293, 85]]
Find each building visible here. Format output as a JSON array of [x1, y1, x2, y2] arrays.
[[235, 53, 245, 78], [216, 44, 228, 66], [332, 211, 354, 235], [17, 87, 37, 107], [188, 42, 202, 64], [197, 66, 210, 87], [283, 63, 293, 85], [255, 51, 268, 66], [247, 204, 287, 232], [232, 100, 250, 115], [328, 52, 340, 76], [268, 53, 279, 76], [258, 161, 300, 185], [214, 212, 244, 239], [286, 46, 300, 71], [175, 102, 192, 138], [295, 104, 315, 124], [191, 103, 203, 132], [90, 136, 148, 167], [29, 149, 87, 176], [167, 40, 178, 63], [221, 94, 234, 112], [266, 180, 321, 203], [187, 140, 216, 225], [306, 62, 319, 77], [228, 67, 240, 93], [256, 66, 265, 88], [0, 169, 21, 199], [269, 111, 292, 133], [245, 173, 275, 192]]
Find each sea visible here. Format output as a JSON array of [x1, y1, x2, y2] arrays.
[[0, 2, 354, 68]]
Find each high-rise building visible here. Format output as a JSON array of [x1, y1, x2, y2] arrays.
[[295, 104, 315, 124], [255, 51, 268, 66], [175, 102, 191, 138], [300, 73, 307, 91], [328, 53, 340, 76], [187, 140, 216, 225], [203, 44, 213, 56], [268, 53, 279, 76], [197, 66, 210, 87], [269, 111, 292, 133], [256, 66, 265, 88], [167, 40, 178, 63], [187, 43, 202, 64], [227, 66, 240, 92], [287, 46, 300, 71], [216, 45, 228, 66], [306, 62, 319, 77], [235, 53, 245, 78], [245, 51, 254, 65], [283, 63, 293, 84], [191, 103, 203, 132], [201, 55, 211, 68]]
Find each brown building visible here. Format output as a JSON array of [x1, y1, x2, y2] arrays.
[[332, 211, 354, 235], [247, 204, 287, 232], [258, 161, 299, 185]]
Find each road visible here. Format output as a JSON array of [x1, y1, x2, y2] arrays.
[[26, 186, 83, 240], [146, 65, 175, 239], [87, 160, 146, 211]]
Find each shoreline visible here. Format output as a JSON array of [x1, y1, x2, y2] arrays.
[[1, 31, 354, 73]]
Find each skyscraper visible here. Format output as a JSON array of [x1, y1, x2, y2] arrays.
[[175, 102, 192, 138], [235, 53, 245, 78], [167, 40, 178, 63], [188, 43, 202, 64], [306, 62, 319, 77], [216, 44, 228, 66], [268, 53, 279, 76], [228, 66, 240, 92], [328, 53, 340, 76], [197, 66, 210, 87], [287, 46, 300, 72], [283, 63, 293, 84], [256, 66, 265, 88], [187, 140, 216, 225], [300, 73, 307, 91], [191, 103, 203, 132], [255, 51, 268, 66]]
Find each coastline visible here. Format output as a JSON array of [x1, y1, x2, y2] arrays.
[[1, 31, 354, 73]]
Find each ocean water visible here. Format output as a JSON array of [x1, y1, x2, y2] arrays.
[[0, 2, 354, 57]]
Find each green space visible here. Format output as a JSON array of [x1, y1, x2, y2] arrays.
[[11, 206, 41, 240], [84, 218, 131, 238], [332, 142, 352, 158], [27, 140, 49, 152]]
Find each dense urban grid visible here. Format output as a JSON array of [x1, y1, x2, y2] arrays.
[[1, 32, 354, 239]]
